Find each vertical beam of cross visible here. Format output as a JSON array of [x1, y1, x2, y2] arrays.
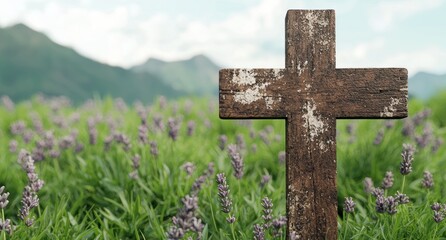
[[219, 10, 407, 240]]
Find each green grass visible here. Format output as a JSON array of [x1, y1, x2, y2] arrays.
[[0, 95, 445, 239]]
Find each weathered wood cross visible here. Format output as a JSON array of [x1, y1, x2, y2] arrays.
[[219, 10, 408, 239]]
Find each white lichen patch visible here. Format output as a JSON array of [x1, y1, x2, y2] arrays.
[[380, 97, 401, 117], [231, 69, 255, 85], [305, 11, 329, 38], [297, 61, 308, 76], [265, 95, 282, 110], [233, 83, 269, 104], [302, 100, 327, 141], [273, 68, 284, 79]]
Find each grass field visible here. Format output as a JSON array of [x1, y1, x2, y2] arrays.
[[0, 93, 445, 239]]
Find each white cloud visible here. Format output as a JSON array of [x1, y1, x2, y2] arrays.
[[382, 47, 446, 76], [368, 0, 444, 32], [337, 38, 386, 68]]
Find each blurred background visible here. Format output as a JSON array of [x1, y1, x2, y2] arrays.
[[0, 0, 445, 104]]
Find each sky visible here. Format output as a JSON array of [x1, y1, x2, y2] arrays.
[[0, 0, 445, 76]]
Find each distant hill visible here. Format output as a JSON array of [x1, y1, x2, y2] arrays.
[[0, 23, 184, 104], [132, 54, 220, 95], [2, 23, 445, 104], [409, 72, 446, 100]]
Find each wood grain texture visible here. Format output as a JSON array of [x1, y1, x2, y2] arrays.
[[219, 9, 408, 240]]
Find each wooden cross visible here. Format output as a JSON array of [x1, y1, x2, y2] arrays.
[[219, 10, 407, 239]]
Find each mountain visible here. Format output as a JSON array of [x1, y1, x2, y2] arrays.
[[132, 54, 220, 95], [409, 72, 446, 100], [0, 23, 184, 104]]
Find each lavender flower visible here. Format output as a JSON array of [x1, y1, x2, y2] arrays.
[[236, 134, 245, 150], [182, 162, 196, 176], [422, 171, 434, 189], [262, 197, 273, 228], [278, 151, 286, 164], [344, 197, 355, 213], [218, 135, 227, 151], [386, 196, 398, 215], [381, 171, 394, 189], [373, 129, 384, 145], [432, 137, 443, 153], [0, 218, 13, 235], [363, 177, 374, 194], [227, 144, 244, 179], [395, 191, 409, 204], [17, 150, 44, 226], [372, 187, 384, 197], [253, 224, 265, 240], [0, 186, 9, 209], [1, 95, 14, 111], [400, 143, 415, 175], [129, 154, 141, 179], [138, 124, 148, 144], [402, 119, 414, 137], [9, 140, 17, 153], [10, 121, 26, 135], [190, 162, 214, 194], [187, 121, 195, 136], [114, 133, 131, 151], [258, 131, 270, 145], [167, 226, 184, 240], [434, 211, 444, 223], [415, 124, 433, 149], [432, 203, 442, 212], [168, 118, 180, 141], [216, 173, 232, 214], [375, 195, 386, 213], [271, 216, 287, 237], [150, 141, 159, 158], [226, 216, 236, 223], [260, 175, 271, 188]]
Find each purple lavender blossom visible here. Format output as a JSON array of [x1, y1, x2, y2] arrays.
[[236, 134, 245, 150], [216, 173, 232, 213], [218, 135, 227, 151], [363, 177, 374, 194], [0, 218, 13, 235], [150, 141, 159, 158], [386, 196, 398, 215], [432, 137, 443, 153], [375, 195, 386, 213], [400, 143, 415, 175], [344, 197, 355, 213], [395, 191, 409, 204], [1, 95, 14, 111], [278, 151, 286, 164], [381, 171, 394, 189], [271, 216, 287, 237], [182, 162, 196, 176], [227, 144, 244, 179], [415, 124, 433, 149], [262, 197, 273, 228], [260, 175, 271, 188], [186, 121, 195, 136], [168, 118, 180, 141], [9, 140, 17, 153], [10, 121, 26, 135], [190, 162, 214, 195], [422, 171, 434, 189], [0, 186, 9, 209], [373, 129, 384, 145], [402, 119, 414, 137], [253, 224, 265, 240]]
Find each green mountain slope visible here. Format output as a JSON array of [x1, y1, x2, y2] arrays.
[[409, 72, 446, 100], [0, 23, 183, 104], [132, 54, 220, 95]]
